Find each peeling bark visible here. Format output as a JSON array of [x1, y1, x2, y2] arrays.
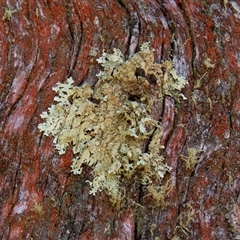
[[0, 1, 240, 239]]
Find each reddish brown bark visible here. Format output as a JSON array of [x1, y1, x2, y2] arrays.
[[0, 0, 240, 239]]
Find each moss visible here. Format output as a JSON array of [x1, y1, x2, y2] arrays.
[[38, 43, 187, 206]]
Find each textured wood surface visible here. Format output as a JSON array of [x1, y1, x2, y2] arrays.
[[0, 1, 240, 239]]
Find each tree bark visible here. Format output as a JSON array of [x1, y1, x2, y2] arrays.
[[0, 0, 240, 239]]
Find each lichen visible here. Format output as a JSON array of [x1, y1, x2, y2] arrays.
[[2, 7, 17, 21], [180, 147, 199, 171], [173, 204, 195, 238], [38, 43, 187, 206], [204, 58, 215, 69]]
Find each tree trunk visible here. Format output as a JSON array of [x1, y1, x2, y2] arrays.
[[0, 0, 239, 239]]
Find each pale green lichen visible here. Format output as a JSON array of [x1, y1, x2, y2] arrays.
[[204, 58, 215, 69], [38, 43, 187, 205], [2, 7, 17, 21], [173, 204, 195, 238], [180, 147, 199, 171]]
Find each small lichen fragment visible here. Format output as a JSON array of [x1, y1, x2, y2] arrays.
[[174, 204, 195, 237], [180, 147, 199, 171], [38, 43, 187, 205], [2, 7, 17, 21], [204, 58, 215, 69]]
